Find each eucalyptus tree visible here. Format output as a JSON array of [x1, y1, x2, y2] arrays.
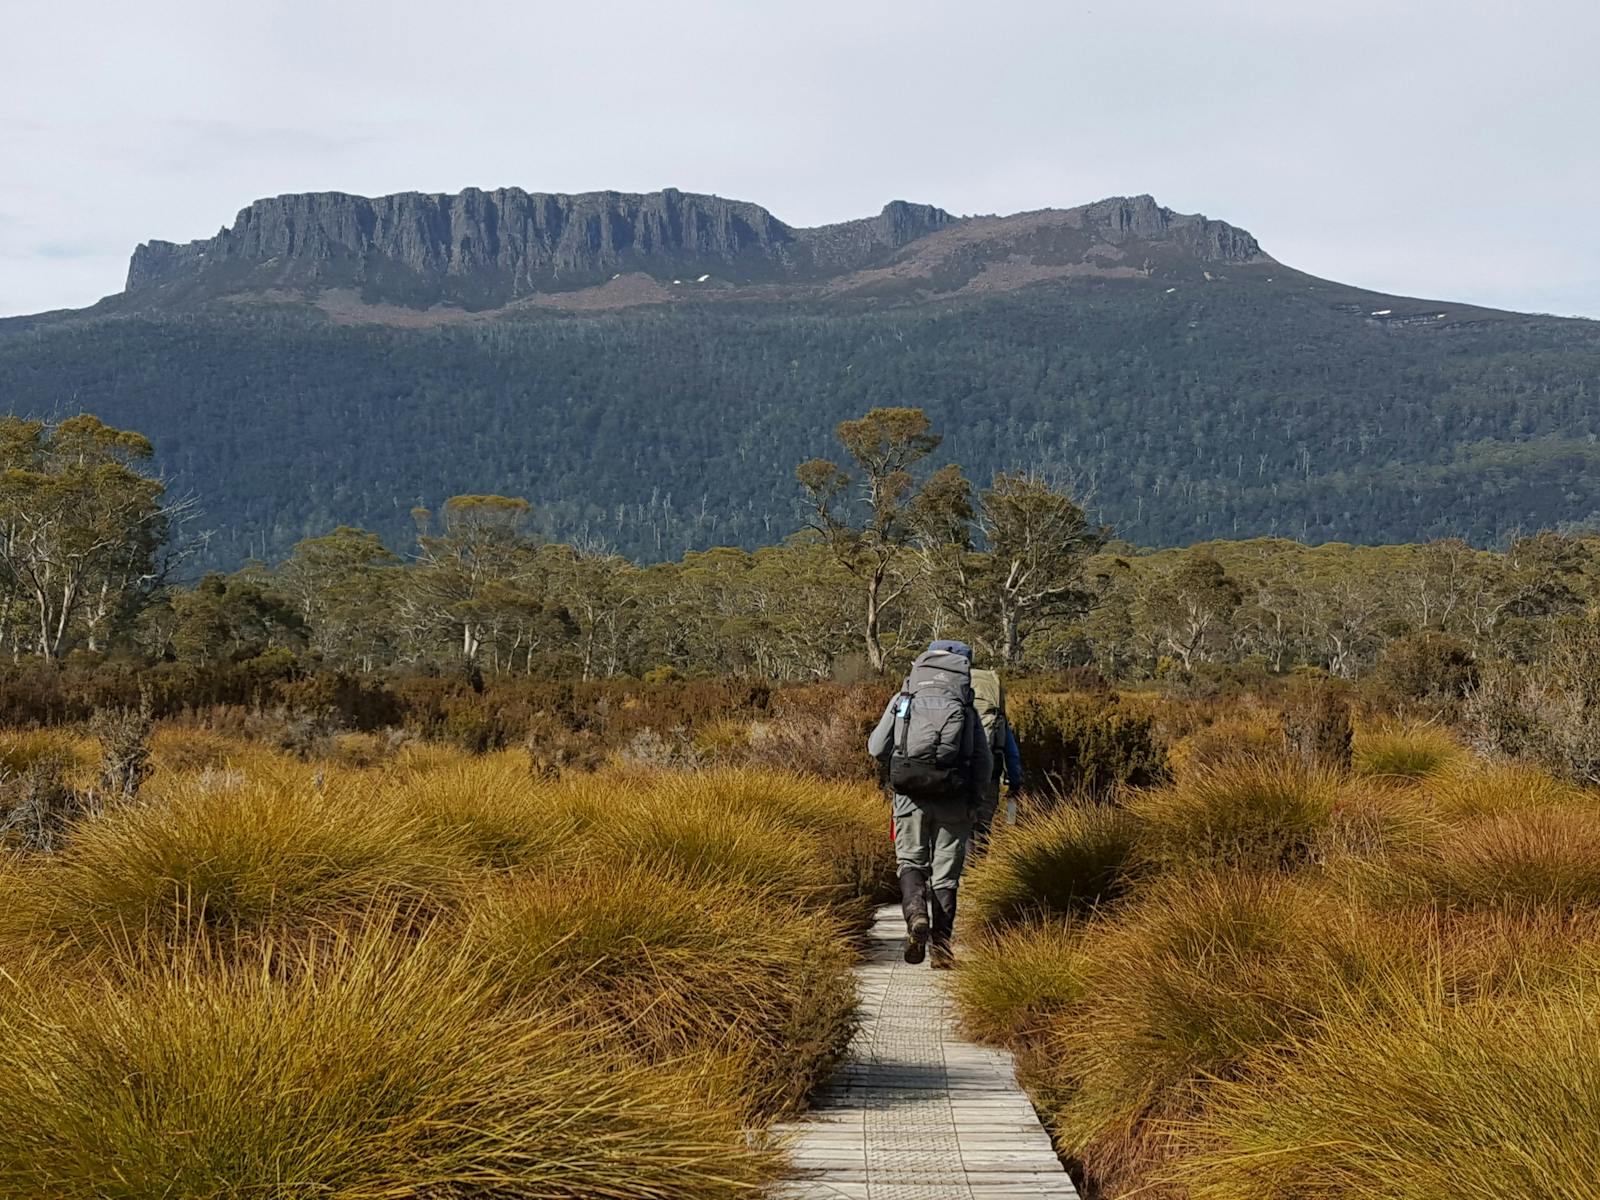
[[0, 414, 188, 658], [797, 407, 943, 673]]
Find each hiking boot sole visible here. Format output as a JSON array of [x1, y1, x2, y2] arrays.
[[904, 916, 931, 965]]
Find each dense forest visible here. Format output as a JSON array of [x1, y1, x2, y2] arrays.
[[3, 271, 1599, 568]]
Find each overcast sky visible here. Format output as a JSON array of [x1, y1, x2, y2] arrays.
[[2, 0, 1596, 318]]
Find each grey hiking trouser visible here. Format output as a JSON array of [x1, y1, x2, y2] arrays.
[[892, 798, 972, 894]]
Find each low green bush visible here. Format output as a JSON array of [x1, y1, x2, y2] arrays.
[[1010, 693, 1169, 801]]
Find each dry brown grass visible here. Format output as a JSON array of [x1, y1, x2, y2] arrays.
[[0, 731, 885, 1195], [0, 922, 778, 1199]]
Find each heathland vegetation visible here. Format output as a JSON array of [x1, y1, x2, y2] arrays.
[[8, 401, 1600, 1196], [957, 701, 1600, 1198]]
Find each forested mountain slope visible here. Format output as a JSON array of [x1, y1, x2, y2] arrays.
[[2, 188, 1596, 566]]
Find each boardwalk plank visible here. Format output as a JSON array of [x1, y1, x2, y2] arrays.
[[776, 905, 1078, 1199]]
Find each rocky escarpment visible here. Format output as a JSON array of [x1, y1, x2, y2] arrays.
[[125, 188, 958, 308], [121, 187, 1270, 312], [1067, 194, 1263, 261]]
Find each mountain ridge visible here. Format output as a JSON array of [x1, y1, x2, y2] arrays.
[[120, 189, 1269, 313]]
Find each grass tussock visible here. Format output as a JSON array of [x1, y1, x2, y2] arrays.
[[0, 738, 892, 1196], [641, 769, 895, 901], [0, 728, 96, 780], [388, 756, 587, 871], [1169, 989, 1600, 1200], [1423, 758, 1591, 818], [580, 775, 854, 904], [1168, 713, 1286, 776], [1037, 872, 1358, 1191], [965, 803, 1140, 931], [18, 775, 470, 956], [0, 924, 776, 1200], [1353, 721, 1464, 781], [466, 867, 856, 1114], [955, 921, 1088, 1045], [1128, 759, 1349, 874], [1401, 805, 1600, 911], [963, 728, 1600, 1197]]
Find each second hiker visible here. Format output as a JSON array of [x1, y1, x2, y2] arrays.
[[969, 665, 1023, 850], [868, 639, 992, 968]]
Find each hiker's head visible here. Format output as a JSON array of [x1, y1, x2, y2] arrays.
[[927, 639, 973, 661]]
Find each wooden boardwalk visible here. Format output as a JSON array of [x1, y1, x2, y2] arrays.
[[776, 905, 1079, 1199]]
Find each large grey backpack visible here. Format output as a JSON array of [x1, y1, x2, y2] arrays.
[[889, 648, 976, 803]]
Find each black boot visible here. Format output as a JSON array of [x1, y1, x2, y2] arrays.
[[899, 869, 931, 964], [930, 886, 958, 969]]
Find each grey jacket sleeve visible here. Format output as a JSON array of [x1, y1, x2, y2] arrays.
[[867, 699, 898, 761]]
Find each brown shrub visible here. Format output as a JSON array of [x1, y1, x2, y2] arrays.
[[1280, 680, 1353, 774]]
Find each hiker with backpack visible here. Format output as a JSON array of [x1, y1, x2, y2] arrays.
[[970, 666, 1024, 850], [868, 640, 992, 968]]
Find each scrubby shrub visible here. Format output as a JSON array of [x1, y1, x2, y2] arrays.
[[1129, 759, 1347, 874], [1374, 631, 1479, 705], [615, 726, 703, 770], [90, 700, 154, 803], [1010, 693, 1169, 801], [1353, 722, 1463, 781], [524, 710, 607, 776], [1280, 680, 1352, 774], [1466, 614, 1600, 785], [965, 803, 1141, 931], [734, 713, 878, 781], [0, 926, 775, 1199], [0, 755, 89, 854]]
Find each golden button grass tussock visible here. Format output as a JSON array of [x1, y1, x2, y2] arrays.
[[964, 803, 1140, 931], [1352, 719, 1466, 781], [0, 739, 894, 1199], [464, 867, 857, 1116], [0, 923, 780, 1199], [958, 722, 1600, 1199]]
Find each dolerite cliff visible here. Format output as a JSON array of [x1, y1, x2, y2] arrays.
[[125, 188, 958, 308], [121, 189, 1266, 310]]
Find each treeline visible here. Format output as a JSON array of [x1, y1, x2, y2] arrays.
[[2, 409, 1597, 686]]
